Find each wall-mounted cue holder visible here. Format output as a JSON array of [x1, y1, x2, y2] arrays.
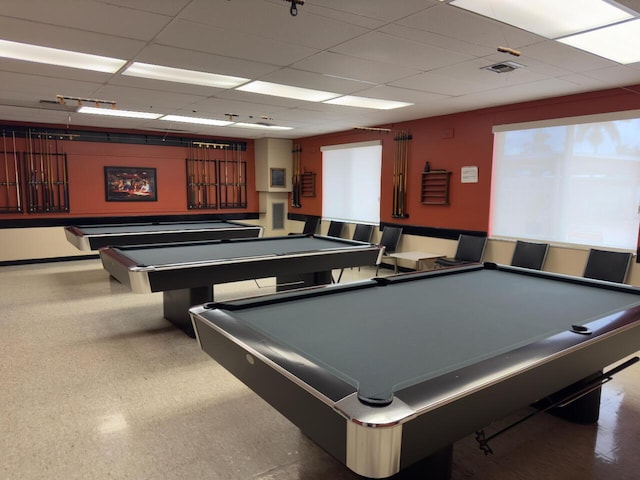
[[186, 150, 218, 209], [421, 170, 451, 205], [301, 172, 316, 197], [218, 158, 247, 208], [23, 134, 70, 213]]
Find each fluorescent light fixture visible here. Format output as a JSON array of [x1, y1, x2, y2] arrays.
[[160, 114, 233, 126], [324, 96, 413, 110], [0, 39, 127, 73], [230, 122, 293, 130], [450, 0, 634, 38], [122, 62, 249, 89], [78, 106, 162, 119], [558, 18, 640, 64], [236, 81, 339, 102]]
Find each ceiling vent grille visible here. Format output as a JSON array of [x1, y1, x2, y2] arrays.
[[481, 61, 526, 74]]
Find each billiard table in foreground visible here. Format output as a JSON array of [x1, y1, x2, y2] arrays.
[[65, 220, 263, 250], [100, 234, 382, 336], [190, 263, 640, 479]]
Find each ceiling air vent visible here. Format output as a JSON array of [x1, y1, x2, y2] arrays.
[[481, 61, 525, 74]]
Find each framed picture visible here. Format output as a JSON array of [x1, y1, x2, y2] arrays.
[[270, 168, 286, 187], [105, 166, 157, 202]]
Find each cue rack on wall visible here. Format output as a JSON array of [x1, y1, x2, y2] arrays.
[[186, 141, 247, 210], [186, 143, 218, 209], [0, 129, 69, 214]]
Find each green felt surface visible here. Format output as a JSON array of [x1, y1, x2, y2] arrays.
[[231, 269, 640, 401], [119, 236, 362, 266]]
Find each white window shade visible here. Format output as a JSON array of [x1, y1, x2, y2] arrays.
[[322, 141, 382, 225], [490, 113, 640, 250]]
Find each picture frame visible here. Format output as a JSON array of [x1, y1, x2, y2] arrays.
[[104, 166, 157, 202], [270, 168, 286, 187]]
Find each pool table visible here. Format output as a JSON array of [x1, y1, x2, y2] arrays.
[[190, 263, 640, 479], [65, 220, 263, 250], [100, 234, 382, 337]]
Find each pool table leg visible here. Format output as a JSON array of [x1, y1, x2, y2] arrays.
[[546, 371, 603, 424], [391, 445, 453, 479], [163, 286, 213, 338]]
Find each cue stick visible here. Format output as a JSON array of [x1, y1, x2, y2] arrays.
[[28, 129, 37, 212], [403, 130, 409, 216], [237, 143, 242, 206], [292, 145, 301, 208], [223, 146, 228, 207], [43, 135, 50, 210], [398, 131, 404, 216], [46, 135, 54, 210], [392, 132, 399, 216], [291, 145, 298, 207], [231, 144, 236, 206], [398, 130, 407, 217], [196, 144, 202, 207], [45, 134, 52, 210], [54, 136, 60, 209], [12, 132, 21, 212], [2, 131, 9, 209], [188, 143, 194, 208], [204, 146, 209, 207], [230, 144, 236, 206], [39, 134, 46, 211], [61, 148, 68, 211], [26, 129, 32, 211], [238, 144, 243, 206], [235, 143, 240, 206], [475, 356, 639, 455]]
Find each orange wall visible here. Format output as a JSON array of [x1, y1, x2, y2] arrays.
[[0, 128, 258, 221], [294, 84, 640, 233]]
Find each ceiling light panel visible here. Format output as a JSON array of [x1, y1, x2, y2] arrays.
[[324, 96, 413, 110], [236, 81, 340, 102], [122, 62, 250, 88], [230, 122, 293, 130], [160, 115, 233, 126], [450, 0, 634, 38], [558, 18, 640, 64], [78, 106, 162, 119], [0, 39, 127, 73]]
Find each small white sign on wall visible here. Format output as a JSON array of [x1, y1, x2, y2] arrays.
[[461, 166, 478, 183]]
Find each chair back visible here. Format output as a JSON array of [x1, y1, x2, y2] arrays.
[[379, 226, 403, 254], [511, 240, 549, 270], [327, 221, 345, 238], [302, 216, 321, 235], [454, 235, 487, 262], [583, 249, 632, 283], [352, 224, 374, 243]]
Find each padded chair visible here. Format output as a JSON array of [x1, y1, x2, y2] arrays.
[[510, 240, 549, 270], [434, 234, 487, 268], [376, 226, 403, 275], [290, 216, 321, 235], [327, 221, 345, 238], [352, 223, 374, 243], [583, 248, 633, 283]]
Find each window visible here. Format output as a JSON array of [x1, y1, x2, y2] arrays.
[[490, 111, 640, 250], [321, 141, 382, 224]]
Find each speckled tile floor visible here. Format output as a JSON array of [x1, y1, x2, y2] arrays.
[[1, 259, 639, 480]]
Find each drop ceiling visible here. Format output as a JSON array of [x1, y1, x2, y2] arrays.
[[1, 0, 639, 140]]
